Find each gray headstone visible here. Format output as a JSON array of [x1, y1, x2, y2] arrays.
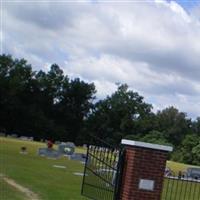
[[7, 134, 18, 138], [11, 134, 18, 138], [19, 136, 29, 141], [38, 148, 47, 156], [66, 142, 75, 148], [187, 168, 200, 179], [70, 153, 86, 162], [29, 137, 34, 141], [58, 142, 75, 155], [38, 148, 61, 158], [55, 141, 61, 145]]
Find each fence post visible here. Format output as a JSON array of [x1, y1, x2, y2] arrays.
[[119, 139, 173, 200]]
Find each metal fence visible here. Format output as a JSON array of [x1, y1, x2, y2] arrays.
[[81, 136, 124, 200], [162, 173, 200, 200]]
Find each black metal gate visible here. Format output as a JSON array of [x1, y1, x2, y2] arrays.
[[81, 137, 124, 200], [161, 172, 200, 200]]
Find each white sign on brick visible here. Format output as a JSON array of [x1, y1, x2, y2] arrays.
[[139, 179, 154, 191]]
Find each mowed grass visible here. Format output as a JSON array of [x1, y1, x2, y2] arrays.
[[0, 179, 26, 200], [0, 137, 88, 200], [162, 178, 200, 200], [1, 137, 200, 200], [166, 160, 198, 175], [163, 160, 200, 199]]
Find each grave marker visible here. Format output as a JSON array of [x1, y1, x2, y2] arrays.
[[70, 153, 86, 162], [58, 142, 75, 155]]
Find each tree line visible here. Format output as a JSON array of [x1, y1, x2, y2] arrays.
[[0, 54, 200, 165]]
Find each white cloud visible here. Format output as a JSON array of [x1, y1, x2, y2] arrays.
[[2, 0, 200, 118]]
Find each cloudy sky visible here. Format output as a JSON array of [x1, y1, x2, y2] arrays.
[[1, 0, 200, 118]]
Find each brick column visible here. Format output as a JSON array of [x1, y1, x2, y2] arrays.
[[120, 140, 173, 200]]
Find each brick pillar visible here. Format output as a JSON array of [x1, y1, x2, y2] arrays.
[[120, 140, 173, 200]]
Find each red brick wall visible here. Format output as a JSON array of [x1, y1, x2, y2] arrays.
[[120, 146, 168, 200]]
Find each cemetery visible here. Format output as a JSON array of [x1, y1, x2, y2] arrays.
[[38, 140, 87, 163], [2, 0, 200, 198], [1, 136, 200, 200], [186, 167, 200, 179], [0, 136, 86, 200]]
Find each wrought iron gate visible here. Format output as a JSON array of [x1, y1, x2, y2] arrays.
[[81, 137, 124, 200], [161, 172, 200, 200]]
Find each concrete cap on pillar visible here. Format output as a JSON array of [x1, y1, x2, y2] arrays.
[[121, 139, 173, 152]]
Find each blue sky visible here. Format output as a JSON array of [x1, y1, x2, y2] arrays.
[[2, 0, 200, 118], [174, 0, 199, 10]]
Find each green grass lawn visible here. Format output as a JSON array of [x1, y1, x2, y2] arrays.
[[166, 160, 197, 175], [0, 179, 26, 200], [163, 159, 200, 199], [162, 178, 200, 200], [1, 137, 200, 200], [0, 137, 88, 200]]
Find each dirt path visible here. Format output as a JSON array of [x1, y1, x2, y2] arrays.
[[0, 174, 40, 200]]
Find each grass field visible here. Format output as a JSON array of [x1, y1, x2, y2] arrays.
[[162, 177, 200, 200], [1, 137, 200, 200], [0, 179, 26, 200], [0, 137, 88, 200], [166, 160, 196, 175], [162, 160, 200, 200]]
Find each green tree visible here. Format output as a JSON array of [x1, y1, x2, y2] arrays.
[[0, 54, 36, 134], [191, 117, 200, 136], [87, 84, 153, 144], [55, 78, 96, 143], [0, 55, 96, 143], [176, 134, 200, 164], [156, 107, 191, 146], [192, 143, 200, 165]]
